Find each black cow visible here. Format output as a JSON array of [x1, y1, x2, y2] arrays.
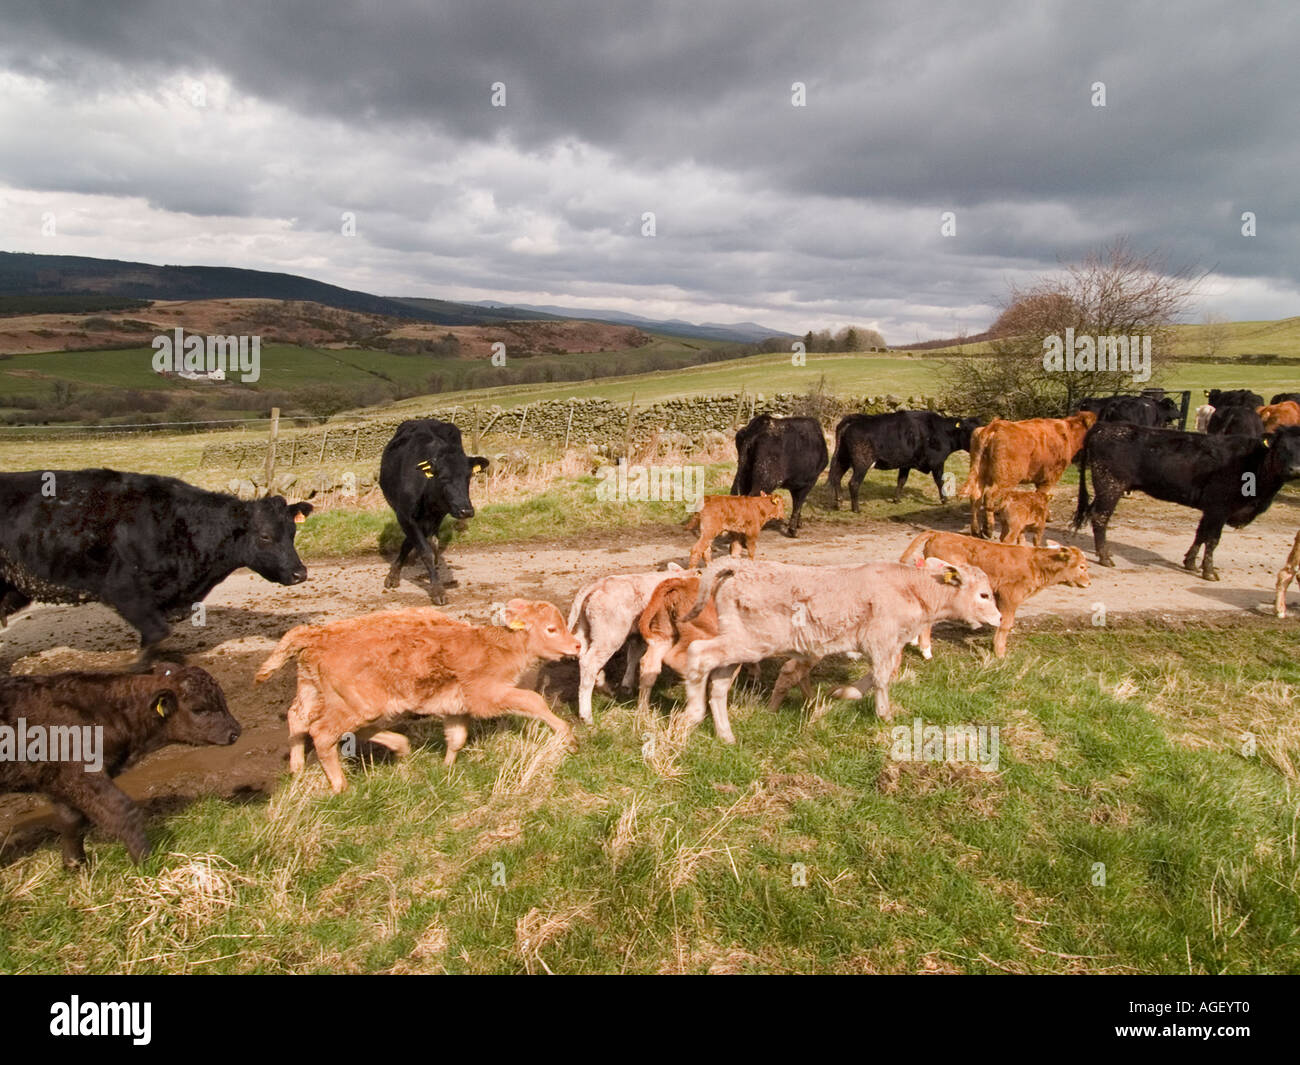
[[1206, 405, 1264, 436], [0, 665, 240, 866], [1077, 395, 1167, 427], [730, 414, 828, 536], [1271, 393, 1300, 406], [827, 410, 979, 509], [1206, 388, 1264, 408], [0, 470, 311, 660], [1073, 424, 1300, 580], [380, 418, 489, 601]]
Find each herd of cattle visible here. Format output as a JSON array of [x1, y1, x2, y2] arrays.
[[3, 385, 1300, 868]]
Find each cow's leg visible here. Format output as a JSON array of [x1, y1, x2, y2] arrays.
[[618, 634, 643, 691], [1197, 517, 1225, 582], [356, 727, 411, 759], [49, 800, 88, 869], [682, 639, 729, 731], [109, 592, 173, 668], [689, 531, 712, 568], [309, 727, 348, 793], [442, 716, 470, 765], [869, 641, 905, 721], [848, 461, 873, 513], [577, 630, 626, 723], [1183, 513, 1219, 577], [49, 775, 149, 864], [786, 483, 814, 536], [892, 467, 911, 504], [931, 465, 947, 502], [968, 494, 983, 537], [1274, 531, 1300, 617], [286, 692, 310, 774], [827, 453, 847, 509], [910, 622, 933, 660], [476, 685, 578, 752], [388, 513, 447, 603], [706, 665, 741, 744], [637, 637, 671, 712], [768, 656, 816, 711], [993, 594, 1019, 658], [729, 535, 745, 558]]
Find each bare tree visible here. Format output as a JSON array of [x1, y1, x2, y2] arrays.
[[1201, 312, 1231, 358], [944, 240, 1201, 418]]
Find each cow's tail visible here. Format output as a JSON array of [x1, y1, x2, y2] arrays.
[[638, 577, 689, 642], [683, 512, 700, 532], [681, 562, 741, 623], [1071, 436, 1093, 530], [565, 585, 596, 651], [957, 426, 986, 500], [898, 530, 935, 565], [255, 626, 311, 683]]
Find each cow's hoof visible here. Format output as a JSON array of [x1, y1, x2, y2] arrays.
[[1098, 556, 1116, 568], [429, 588, 447, 605], [831, 685, 863, 700], [1203, 568, 1221, 582], [563, 735, 580, 754], [383, 575, 400, 590], [783, 527, 799, 538]]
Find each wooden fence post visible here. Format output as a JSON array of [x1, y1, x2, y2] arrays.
[[318, 430, 328, 465], [623, 392, 637, 459], [472, 405, 481, 454], [263, 407, 280, 491], [563, 399, 575, 451]]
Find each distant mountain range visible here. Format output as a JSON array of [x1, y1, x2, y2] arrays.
[[461, 301, 796, 343], [0, 252, 792, 343]]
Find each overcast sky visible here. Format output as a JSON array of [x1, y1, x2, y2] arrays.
[[0, 0, 1296, 340]]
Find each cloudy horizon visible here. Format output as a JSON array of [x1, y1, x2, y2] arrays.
[[0, 0, 1296, 342]]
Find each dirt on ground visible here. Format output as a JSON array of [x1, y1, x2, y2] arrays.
[[4, 495, 1299, 857]]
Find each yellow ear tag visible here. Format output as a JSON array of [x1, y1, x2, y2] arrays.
[[942, 568, 960, 585], [154, 696, 168, 717], [507, 619, 527, 630]]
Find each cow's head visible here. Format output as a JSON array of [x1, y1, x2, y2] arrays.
[[425, 444, 485, 520], [1075, 410, 1100, 430], [951, 416, 982, 451], [244, 496, 312, 585], [501, 599, 582, 659], [922, 557, 1001, 629], [759, 491, 787, 521], [1263, 427, 1300, 480], [146, 665, 242, 748], [1043, 546, 1090, 588]]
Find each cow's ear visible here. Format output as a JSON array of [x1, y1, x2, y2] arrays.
[[1052, 548, 1073, 561], [291, 502, 314, 519], [930, 563, 962, 586], [503, 598, 530, 630], [470, 456, 490, 473], [150, 690, 178, 719]]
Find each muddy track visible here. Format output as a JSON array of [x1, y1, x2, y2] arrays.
[[4, 497, 1299, 858]]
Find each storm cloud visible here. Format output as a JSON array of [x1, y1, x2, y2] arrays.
[[0, 0, 1295, 338]]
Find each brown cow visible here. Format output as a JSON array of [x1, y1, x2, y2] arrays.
[[960, 411, 1096, 537], [899, 530, 1090, 657], [988, 487, 1052, 546], [686, 492, 786, 568], [1259, 401, 1300, 433], [256, 600, 581, 792], [1274, 528, 1300, 618]]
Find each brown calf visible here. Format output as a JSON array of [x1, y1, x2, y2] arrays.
[[988, 487, 1052, 546], [899, 530, 1090, 657], [635, 574, 787, 712], [960, 411, 1096, 536], [686, 492, 786, 568], [256, 600, 581, 792]]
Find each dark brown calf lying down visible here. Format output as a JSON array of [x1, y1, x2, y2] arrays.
[[0, 666, 240, 867]]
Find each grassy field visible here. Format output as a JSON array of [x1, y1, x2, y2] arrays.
[[1, 622, 1296, 974]]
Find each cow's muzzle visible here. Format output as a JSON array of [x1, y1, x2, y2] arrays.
[[453, 505, 475, 519]]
